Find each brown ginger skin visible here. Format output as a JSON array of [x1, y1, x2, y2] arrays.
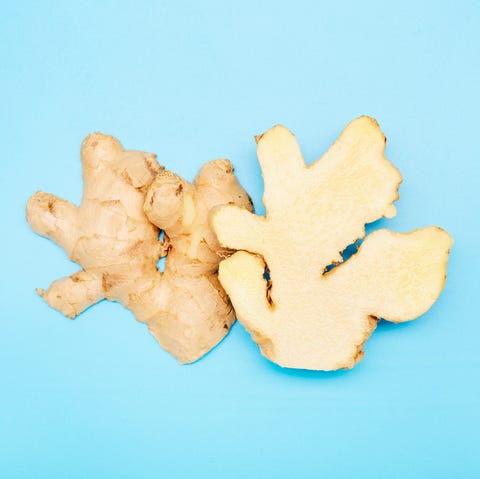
[[26, 133, 252, 363]]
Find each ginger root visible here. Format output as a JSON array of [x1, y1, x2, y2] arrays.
[[212, 116, 453, 370], [26, 133, 252, 363]]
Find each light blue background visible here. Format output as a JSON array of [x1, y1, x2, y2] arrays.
[[1, 1, 479, 478]]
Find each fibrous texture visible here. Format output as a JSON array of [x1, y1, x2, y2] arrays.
[[26, 133, 252, 363], [212, 116, 452, 370]]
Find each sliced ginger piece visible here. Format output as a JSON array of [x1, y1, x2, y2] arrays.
[[212, 116, 452, 370], [26, 133, 252, 363]]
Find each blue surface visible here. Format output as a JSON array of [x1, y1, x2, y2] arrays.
[[1, 1, 479, 478]]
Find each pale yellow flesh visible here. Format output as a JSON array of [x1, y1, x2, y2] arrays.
[[26, 133, 252, 364], [212, 117, 453, 370]]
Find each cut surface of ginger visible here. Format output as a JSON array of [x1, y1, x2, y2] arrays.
[[212, 116, 452, 370], [26, 133, 252, 364]]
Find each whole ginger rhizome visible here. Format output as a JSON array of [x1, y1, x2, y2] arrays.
[[27, 133, 252, 363]]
